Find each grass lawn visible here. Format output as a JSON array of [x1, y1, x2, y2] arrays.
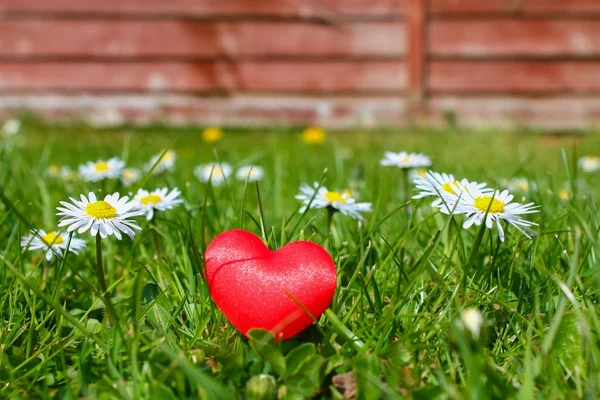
[[2, 121, 600, 399]]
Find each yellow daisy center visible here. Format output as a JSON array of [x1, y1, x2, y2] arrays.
[[123, 169, 135, 179], [241, 168, 257, 178], [140, 194, 161, 205], [301, 127, 326, 144], [42, 232, 63, 246], [442, 181, 459, 195], [325, 191, 347, 203], [474, 196, 505, 213], [47, 164, 60, 174], [94, 162, 109, 172], [202, 127, 223, 143], [211, 166, 223, 177], [86, 200, 117, 219], [416, 169, 427, 177], [559, 189, 570, 200], [161, 151, 174, 162]]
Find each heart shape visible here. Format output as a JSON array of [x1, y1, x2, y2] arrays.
[[205, 229, 337, 341]]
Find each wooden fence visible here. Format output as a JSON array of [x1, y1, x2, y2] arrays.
[[0, 0, 599, 128]]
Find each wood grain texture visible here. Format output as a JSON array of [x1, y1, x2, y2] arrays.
[[407, 0, 426, 105], [0, 20, 405, 58], [0, 0, 406, 17], [429, 19, 600, 57], [0, 61, 407, 92], [429, 61, 600, 93], [429, 0, 600, 15]]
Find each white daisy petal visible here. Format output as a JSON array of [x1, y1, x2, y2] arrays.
[[56, 192, 143, 240], [578, 155, 600, 173], [451, 182, 540, 241], [194, 162, 232, 186], [380, 151, 431, 169], [78, 157, 125, 182], [20, 230, 86, 261], [133, 187, 183, 221], [236, 165, 265, 182], [145, 150, 176, 174], [295, 182, 371, 221]]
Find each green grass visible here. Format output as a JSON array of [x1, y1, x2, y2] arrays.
[[2, 121, 600, 399]]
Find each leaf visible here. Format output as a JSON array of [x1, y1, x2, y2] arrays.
[[413, 386, 445, 400], [299, 354, 329, 388], [141, 283, 178, 346], [553, 312, 583, 370], [285, 375, 317, 398], [159, 344, 233, 400], [355, 354, 381, 400], [149, 382, 177, 400], [285, 343, 316, 378], [142, 283, 173, 331], [248, 329, 286, 377]]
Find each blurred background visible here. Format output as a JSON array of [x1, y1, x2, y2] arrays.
[[0, 0, 599, 129]]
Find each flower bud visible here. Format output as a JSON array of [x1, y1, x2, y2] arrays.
[[246, 374, 277, 400], [461, 308, 484, 339]]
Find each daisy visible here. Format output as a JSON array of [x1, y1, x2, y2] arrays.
[[558, 188, 571, 201], [194, 163, 232, 186], [413, 171, 490, 208], [301, 127, 326, 145], [60, 166, 76, 181], [409, 168, 428, 183], [202, 127, 223, 143], [133, 187, 183, 220], [146, 150, 176, 174], [578, 155, 600, 173], [295, 182, 372, 221], [236, 165, 264, 182], [46, 164, 61, 177], [121, 168, 141, 186], [451, 182, 539, 242], [20, 229, 86, 261], [2, 119, 21, 136], [380, 151, 431, 169], [79, 157, 125, 182], [57, 192, 144, 240], [506, 177, 533, 192]]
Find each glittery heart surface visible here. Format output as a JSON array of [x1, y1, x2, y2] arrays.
[[205, 229, 337, 341]]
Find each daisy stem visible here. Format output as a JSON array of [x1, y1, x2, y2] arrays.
[[402, 168, 412, 214], [41, 260, 50, 291], [151, 214, 162, 259], [95, 234, 116, 326], [327, 207, 335, 231]]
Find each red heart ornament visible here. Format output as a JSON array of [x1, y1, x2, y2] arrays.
[[205, 229, 337, 341]]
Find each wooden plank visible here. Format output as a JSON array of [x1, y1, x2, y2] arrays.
[[0, 20, 405, 58], [0, 0, 405, 17], [427, 95, 600, 128], [0, 61, 406, 92], [429, 0, 600, 15], [428, 61, 600, 93], [406, 0, 426, 107], [0, 94, 408, 126], [430, 19, 600, 57]]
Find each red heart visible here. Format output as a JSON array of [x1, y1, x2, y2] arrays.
[[205, 229, 337, 341]]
